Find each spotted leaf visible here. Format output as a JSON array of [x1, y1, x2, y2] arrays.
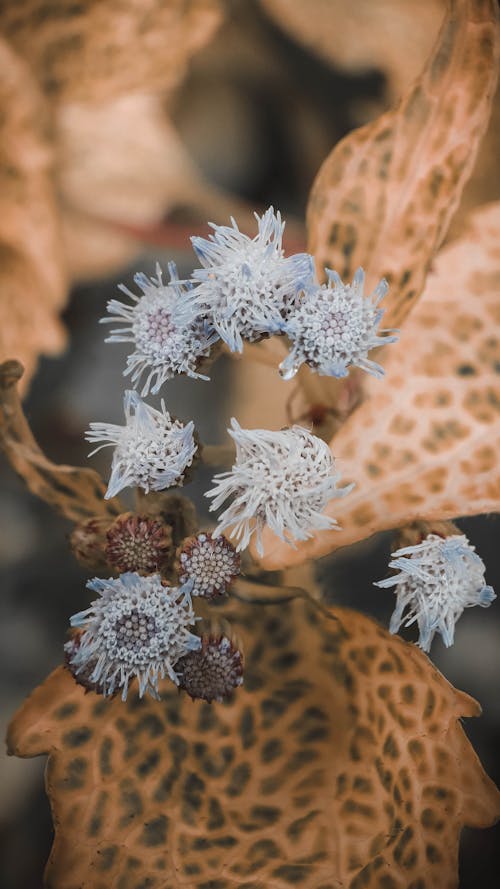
[[306, 0, 499, 330], [257, 202, 500, 569], [8, 596, 499, 889]]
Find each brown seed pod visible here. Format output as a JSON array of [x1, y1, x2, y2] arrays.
[[105, 512, 173, 575], [177, 532, 240, 598], [175, 620, 243, 703], [69, 516, 110, 571], [64, 630, 105, 696]]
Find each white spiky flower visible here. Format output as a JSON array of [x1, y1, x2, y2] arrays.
[[279, 267, 398, 380], [67, 573, 201, 700], [101, 262, 219, 395], [375, 533, 495, 651], [206, 419, 354, 556], [190, 207, 315, 352], [86, 390, 197, 499]]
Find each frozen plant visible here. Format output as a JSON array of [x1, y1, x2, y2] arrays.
[[67, 573, 201, 700], [102, 262, 219, 395], [375, 533, 496, 651], [206, 419, 354, 556], [190, 206, 315, 351], [86, 390, 197, 499], [279, 267, 398, 380]]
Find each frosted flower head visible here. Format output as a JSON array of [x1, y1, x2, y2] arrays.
[[175, 631, 244, 703], [105, 513, 173, 575], [190, 207, 315, 352], [206, 419, 354, 556], [68, 572, 201, 700], [375, 533, 495, 651], [279, 267, 398, 380], [101, 262, 219, 396], [86, 390, 197, 499], [178, 532, 241, 598]]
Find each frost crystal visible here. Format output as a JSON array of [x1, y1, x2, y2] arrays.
[[279, 267, 398, 380], [178, 532, 240, 598], [190, 206, 314, 351], [101, 262, 218, 395], [86, 390, 197, 499], [375, 533, 495, 651], [67, 573, 201, 700], [206, 419, 354, 556]]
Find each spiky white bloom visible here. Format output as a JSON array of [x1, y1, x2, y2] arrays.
[[190, 207, 315, 352], [279, 267, 398, 380], [86, 390, 197, 499], [374, 534, 495, 651], [101, 262, 219, 396], [67, 573, 201, 700], [206, 419, 354, 556]]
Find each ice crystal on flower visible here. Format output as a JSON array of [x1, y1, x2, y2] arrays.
[[375, 533, 496, 651], [178, 532, 240, 598], [206, 419, 354, 556], [67, 573, 200, 700], [86, 390, 197, 499], [190, 206, 314, 351], [101, 262, 218, 395], [279, 267, 398, 380]]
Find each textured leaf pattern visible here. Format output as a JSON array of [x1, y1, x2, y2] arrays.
[[8, 596, 499, 889], [257, 203, 500, 569], [306, 0, 499, 329]]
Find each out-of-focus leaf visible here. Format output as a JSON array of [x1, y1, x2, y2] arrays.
[[0, 360, 121, 523], [257, 202, 500, 570], [8, 595, 499, 889], [0, 36, 67, 387], [306, 0, 499, 330], [0, 0, 223, 103], [260, 0, 444, 101]]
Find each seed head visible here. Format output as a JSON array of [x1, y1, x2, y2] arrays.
[[206, 419, 354, 556], [190, 207, 314, 351], [101, 262, 219, 395], [105, 513, 173, 575], [177, 532, 240, 598], [279, 267, 398, 380], [69, 572, 201, 700], [175, 628, 243, 703], [86, 390, 197, 499], [375, 533, 495, 651]]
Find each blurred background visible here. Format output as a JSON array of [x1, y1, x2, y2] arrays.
[[0, 1, 499, 886]]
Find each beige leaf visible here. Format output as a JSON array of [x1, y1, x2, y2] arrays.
[[8, 596, 499, 888], [306, 0, 499, 330], [0, 36, 67, 387], [0, 361, 121, 523], [256, 202, 500, 570]]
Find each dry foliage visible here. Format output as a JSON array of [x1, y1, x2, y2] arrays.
[[258, 202, 500, 570], [306, 0, 499, 330], [0, 360, 121, 523], [8, 593, 499, 889]]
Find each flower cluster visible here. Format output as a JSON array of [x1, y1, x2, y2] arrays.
[[86, 390, 197, 499], [67, 573, 200, 700], [206, 419, 354, 556], [178, 532, 241, 598], [375, 534, 495, 651]]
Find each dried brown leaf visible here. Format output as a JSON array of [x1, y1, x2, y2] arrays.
[[257, 202, 500, 570], [0, 36, 67, 387], [8, 597, 499, 889], [306, 0, 499, 330], [0, 360, 121, 523]]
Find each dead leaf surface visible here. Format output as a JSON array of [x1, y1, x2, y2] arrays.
[[306, 0, 499, 330], [8, 596, 499, 889], [257, 202, 500, 570], [0, 361, 121, 523]]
